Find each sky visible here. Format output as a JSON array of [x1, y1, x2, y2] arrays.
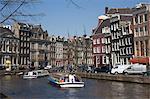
[[27, 0, 150, 37]]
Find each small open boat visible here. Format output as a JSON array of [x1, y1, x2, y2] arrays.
[[48, 73, 84, 88], [23, 70, 49, 79]]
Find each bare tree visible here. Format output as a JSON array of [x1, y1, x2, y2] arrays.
[[0, 0, 82, 24], [0, 0, 42, 24]]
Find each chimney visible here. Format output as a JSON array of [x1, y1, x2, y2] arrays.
[[105, 7, 109, 14]]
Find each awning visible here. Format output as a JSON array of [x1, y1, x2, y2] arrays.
[[129, 57, 149, 64]]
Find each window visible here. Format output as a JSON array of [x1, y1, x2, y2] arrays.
[[112, 43, 114, 51], [97, 47, 100, 53], [119, 40, 121, 46], [93, 39, 96, 44], [135, 28, 138, 33], [103, 56, 106, 64], [123, 48, 125, 55], [136, 41, 139, 56], [24, 49, 26, 54], [21, 42, 23, 47], [129, 47, 132, 54], [21, 49, 23, 54], [145, 40, 148, 56], [126, 26, 129, 33], [116, 23, 118, 29], [140, 15, 143, 23], [102, 46, 105, 53], [117, 42, 119, 50], [141, 41, 144, 56], [27, 38, 29, 41], [140, 27, 143, 32], [101, 38, 104, 44], [97, 38, 100, 44], [135, 28, 139, 37], [122, 39, 124, 46], [93, 47, 96, 53], [111, 25, 113, 30], [135, 15, 138, 24], [144, 26, 147, 32], [126, 47, 129, 55], [144, 14, 147, 22], [27, 43, 29, 47], [128, 38, 131, 45], [108, 38, 110, 43], [120, 48, 122, 55], [14, 46, 16, 52], [114, 24, 116, 31], [125, 38, 128, 45]]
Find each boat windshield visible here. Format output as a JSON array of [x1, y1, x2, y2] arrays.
[[74, 76, 80, 82]]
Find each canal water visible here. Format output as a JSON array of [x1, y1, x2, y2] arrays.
[[0, 75, 150, 99]]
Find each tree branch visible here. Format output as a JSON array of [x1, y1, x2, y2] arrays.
[[0, 1, 9, 12], [66, 0, 82, 9], [0, 0, 25, 24]]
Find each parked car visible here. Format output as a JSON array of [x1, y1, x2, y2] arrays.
[[77, 65, 88, 72], [86, 66, 95, 73], [111, 64, 131, 74], [123, 64, 147, 75], [44, 65, 52, 70], [94, 66, 111, 73], [143, 70, 150, 76]]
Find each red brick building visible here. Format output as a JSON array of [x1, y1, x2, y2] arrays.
[[92, 15, 109, 67]]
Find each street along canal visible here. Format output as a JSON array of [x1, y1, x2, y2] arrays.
[[0, 75, 150, 99]]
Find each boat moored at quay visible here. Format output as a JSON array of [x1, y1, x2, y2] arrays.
[[23, 70, 49, 79]]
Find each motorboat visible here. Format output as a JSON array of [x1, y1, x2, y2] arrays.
[[23, 70, 49, 79], [48, 73, 84, 88]]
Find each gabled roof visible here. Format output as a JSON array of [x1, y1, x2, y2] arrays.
[[0, 27, 13, 34], [93, 19, 110, 34], [0, 27, 18, 39], [31, 25, 43, 33]]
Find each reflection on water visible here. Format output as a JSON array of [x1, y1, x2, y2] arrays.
[[0, 76, 150, 99], [66, 88, 79, 99]]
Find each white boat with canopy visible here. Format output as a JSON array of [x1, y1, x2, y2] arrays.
[[23, 70, 49, 79], [48, 73, 84, 88]]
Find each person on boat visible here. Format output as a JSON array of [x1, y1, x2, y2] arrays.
[[60, 77, 64, 82], [69, 74, 75, 83]]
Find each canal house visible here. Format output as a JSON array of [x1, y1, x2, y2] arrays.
[[0, 27, 19, 70]]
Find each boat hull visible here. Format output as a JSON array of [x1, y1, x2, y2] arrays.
[[59, 83, 84, 88], [23, 70, 49, 79], [23, 76, 37, 79]]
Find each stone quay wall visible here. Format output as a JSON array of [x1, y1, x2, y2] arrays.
[[76, 72, 150, 84]]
